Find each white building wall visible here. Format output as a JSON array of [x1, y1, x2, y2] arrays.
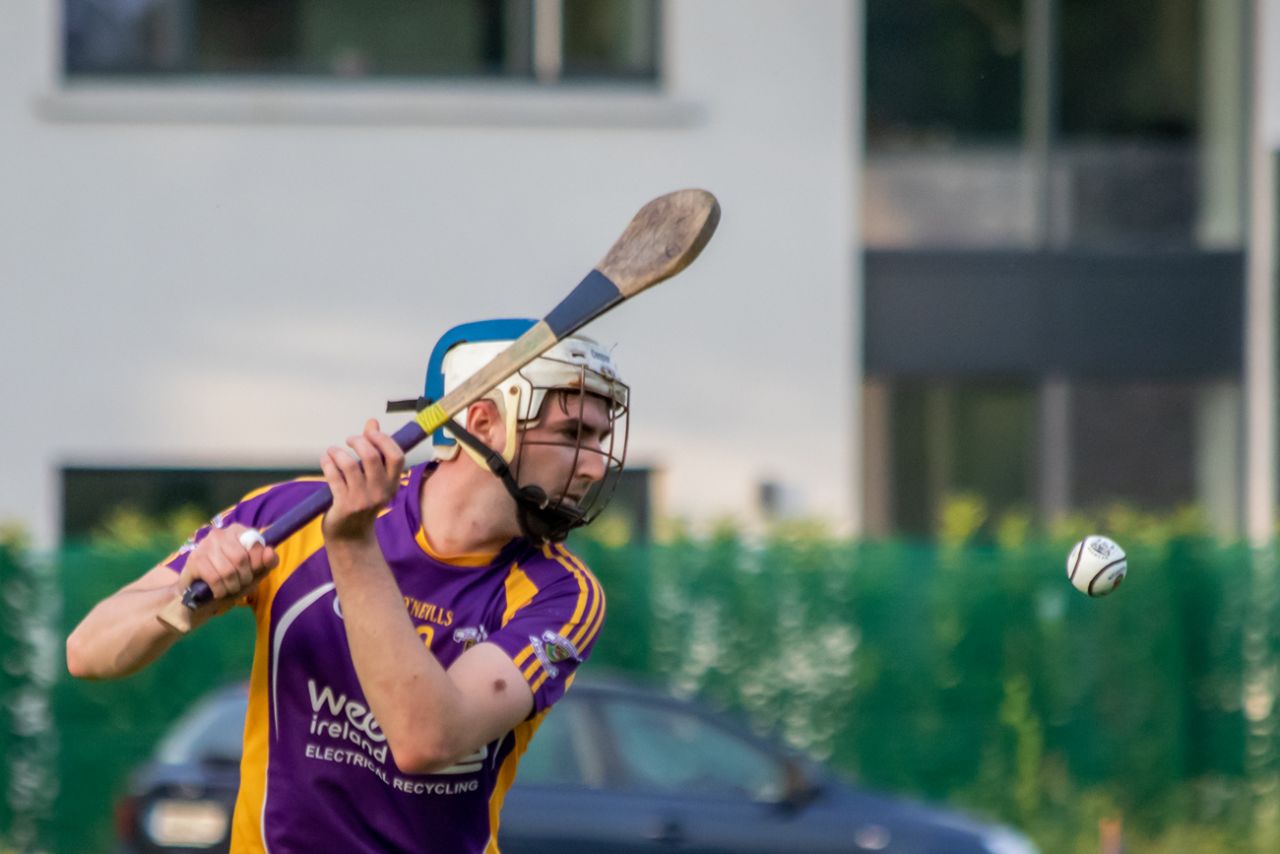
[[0, 0, 857, 546], [1265, 0, 1280, 149]]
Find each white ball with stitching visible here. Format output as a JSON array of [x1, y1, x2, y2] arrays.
[[1066, 535, 1127, 597]]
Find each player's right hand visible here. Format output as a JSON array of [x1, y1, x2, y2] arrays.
[[177, 524, 279, 607]]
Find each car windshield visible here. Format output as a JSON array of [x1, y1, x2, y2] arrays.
[[514, 696, 594, 786], [599, 698, 786, 802], [154, 690, 248, 766]]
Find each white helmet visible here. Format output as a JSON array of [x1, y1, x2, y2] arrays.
[[415, 319, 630, 542], [425, 319, 628, 464]]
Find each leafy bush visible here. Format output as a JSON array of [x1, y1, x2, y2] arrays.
[[577, 528, 1274, 853], [25, 509, 1280, 852]]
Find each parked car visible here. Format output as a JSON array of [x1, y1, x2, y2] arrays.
[[117, 677, 1038, 853]]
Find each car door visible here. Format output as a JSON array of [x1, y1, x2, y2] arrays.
[[499, 694, 671, 854], [501, 689, 852, 854], [590, 695, 848, 854]]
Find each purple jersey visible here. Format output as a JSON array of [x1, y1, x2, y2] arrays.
[[164, 463, 606, 853]]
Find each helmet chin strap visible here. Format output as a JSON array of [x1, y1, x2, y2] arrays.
[[440, 420, 586, 544]]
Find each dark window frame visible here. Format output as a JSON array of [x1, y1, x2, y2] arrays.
[[61, 0, 662, 86]]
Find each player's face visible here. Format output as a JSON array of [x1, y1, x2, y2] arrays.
[[516, 390, 615, 506]]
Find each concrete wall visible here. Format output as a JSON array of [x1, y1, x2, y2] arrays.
[[0, 1, 859, 546]]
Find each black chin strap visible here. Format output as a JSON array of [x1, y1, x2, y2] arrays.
[[439, 419, 586, 544]]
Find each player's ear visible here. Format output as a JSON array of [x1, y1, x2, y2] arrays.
[[465, 399, 506, 452]]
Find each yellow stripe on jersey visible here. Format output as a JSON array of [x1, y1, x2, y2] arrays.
[[513, 646, 535, 670], [484, 711, 548, 854], [503, 564, 543, 671], [554, 545, 607, 651], [501, 564, 540, 626], [548, 548, 592, 631], [236, 482, 283, 505], [520, 545, 605, 690], [230, 513, 327, 854], [159, 481, 310, 569], [530, 657, 586, 698]]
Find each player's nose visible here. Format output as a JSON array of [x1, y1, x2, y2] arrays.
[[576, 448, 607, 483]]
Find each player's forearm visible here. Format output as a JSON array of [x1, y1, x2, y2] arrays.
[[66, 583, 183, 679], [327, 537, 469, 772]]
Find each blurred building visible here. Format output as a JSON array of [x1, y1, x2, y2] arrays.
[[0, 1, 857, 546], [6, 1, 1280, 545], [860, 0, 1260, 538]]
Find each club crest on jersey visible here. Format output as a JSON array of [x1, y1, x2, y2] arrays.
[[529, 630, 581, 679], [452, 626, 488, 650]]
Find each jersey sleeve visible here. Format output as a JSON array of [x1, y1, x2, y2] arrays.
[[160, 479, 330, 606], [488, 547, 607, 714]]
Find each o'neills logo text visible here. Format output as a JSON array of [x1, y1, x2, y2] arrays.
[[403, 595, 453, 627], [308, 679, 388, 763]]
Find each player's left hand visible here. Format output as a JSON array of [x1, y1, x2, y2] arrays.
[[320, 418, 405, 543]]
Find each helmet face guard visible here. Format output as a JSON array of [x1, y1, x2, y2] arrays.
[[421, 319, 630, 544], [509, 374, 629, 542]]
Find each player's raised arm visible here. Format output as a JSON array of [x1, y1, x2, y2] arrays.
[[65, 525, 276, 680]]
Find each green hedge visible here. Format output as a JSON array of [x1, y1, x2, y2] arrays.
[[19, 534, 1280, 852], [576, 534, 1274, 853], [53, 546, 256, 854]]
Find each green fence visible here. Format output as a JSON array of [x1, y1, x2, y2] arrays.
[[4, 534, 1280, 852], [579, 535, 1276, 852]]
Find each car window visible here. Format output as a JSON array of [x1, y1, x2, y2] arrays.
[[155, 691, 248, 766], [515, 697, 601, 787], [599, 699, 787, 802]]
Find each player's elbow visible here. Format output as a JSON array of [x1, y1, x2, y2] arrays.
[[391, 752, 446, 776], [65, 627, 100, 680], [389, 733, 463, 775]]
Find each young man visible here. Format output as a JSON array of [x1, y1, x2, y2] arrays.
[[66, 319, 629, 853]]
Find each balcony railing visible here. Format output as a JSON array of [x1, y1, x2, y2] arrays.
[[864, 142, 1212, 251]]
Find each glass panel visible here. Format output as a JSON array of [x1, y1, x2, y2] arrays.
[[561, 0, 658, 81], [60, 466, 316, 542], [600, 700, 785, 801], [953, 385, 1037, 509], [64, 0, 535, 78], [865, 0, 1023, 147], [1059, 0, 1198, 140], [863, 149, 1038, 249], [155, 690, 248, 765], [1070, 381, 1197, 510], [864, 144, 1202, 250], [865, 0, 1211, 250], [1053, 143, 1199, 249], [891, 382, 1036, 537], [514, 699, 590, 786]]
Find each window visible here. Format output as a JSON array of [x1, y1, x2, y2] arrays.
[[513, 698, 604, 787], [155, 689, 248, 766], [561, 0, 658, 80], [890, 382, 1036, 537], [1069, 381, 1198, 509], [63, 0, 659, 83], [866, 0, 1024, 146], [1058, 0, 1198, 140], [60, 466, 317, 542], [864, 0, 1209, 249], [600, 700, 786, 802]]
